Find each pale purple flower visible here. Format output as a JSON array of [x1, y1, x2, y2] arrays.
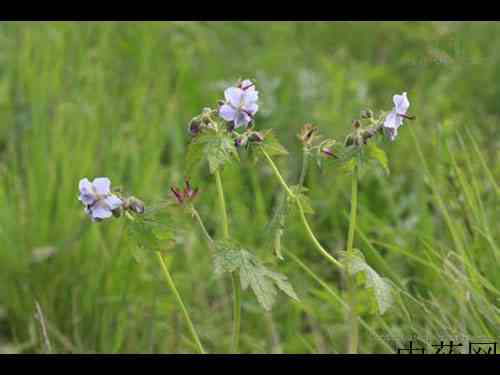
[[78, 177, 123, 221], [219, 79, 259, 129], [383, 92, 410, 141]]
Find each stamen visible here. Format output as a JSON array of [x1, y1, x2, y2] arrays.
[[241, 82, 255, 91], [398, 113, 415, 120]]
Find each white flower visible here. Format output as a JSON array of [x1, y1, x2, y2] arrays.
[[383, 92, 410, 141], [78, 177, 122, 221]]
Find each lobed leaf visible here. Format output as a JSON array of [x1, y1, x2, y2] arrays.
[[186, 131, 239, 174], [365, 141, 390, 175], [213, 240, 299, 311], [339, 249, 394, 314]]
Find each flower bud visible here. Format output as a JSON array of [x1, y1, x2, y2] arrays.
[[352, 120, 361, 129], [298, 123, 318, 146], [248, 131, 264, 143], [127, 196, 145, 214], [345, 134, 354, 147], [361, 127, 377, 141], [321, 147, 335, 158], [361, 109, 373, 119], [188, 118, 202, 136], [112, 206, 122, 218], [235, 135, 248, 148]]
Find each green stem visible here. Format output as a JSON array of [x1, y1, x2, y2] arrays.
[[190, 205, 214, 246], [215, 170, 230, 239], [346, 164, 359, 354], [214, 169, 241, 353], [155, 252, 206, 354], [298, 147, 309, 186], [260, 147, 296, 198], [231, 272, 241, 353], [261, 147, 344, 271]]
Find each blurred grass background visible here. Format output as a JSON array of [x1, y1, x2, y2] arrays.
[[0, 21, 498, 353]]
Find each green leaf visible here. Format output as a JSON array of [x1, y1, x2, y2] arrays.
[[260, 130, 288, 157], [339, 157, 357, 174], [289, 185, 315, 214], [127, 214, 176, 255], [365, 142, 390, 175], [261, 268, 300, 301], [339, 249, 393, 314], [186, 131, 239, 174], [213, 240, 299, 311], [213, 240, 245, 275], [266, 195, 289, 261]]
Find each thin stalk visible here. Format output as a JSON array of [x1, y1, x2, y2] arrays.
[[346, 164, 359, 354], [230, 272, 241, 353], [215, 170, 229, 239], [214, 170, 241, 353], [298, 147, 309, 186], [190, 205, 214, 246], [260, 146, 344, 271], [155, 252, 205, 354]]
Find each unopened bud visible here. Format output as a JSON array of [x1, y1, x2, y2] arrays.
[[345, 134, 354, 147], [112, 206, 122, 218], [321, 147, 335, 158], [298, 123, 318, 146], [188, 118, 202, 136], [361, 109, 373, 119], [235, 135, 248, 148], [361, 127, 377, 141], [126, 196, 145, 214], [248, 131, 264, 143]]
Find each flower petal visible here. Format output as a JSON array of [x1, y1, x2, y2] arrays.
[[243, 90, 259, 105], [219, 104, 237, 122], [234, 111, 251, 128], [383, 111, 399, 129], [224, 87, 244, 107], [243, 102, 258, 115], [105, 195, 123, 210], [79, 178, 92, 192], [385, 127, 398, 142], [90, 201, 113, 220], [79, 178, 96, 205], [393, 92, 409, 115], [240, 79, 254, 90], [92, 177, 111, 196]]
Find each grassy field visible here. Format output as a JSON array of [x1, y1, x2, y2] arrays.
[[0, 21, 498, 354]]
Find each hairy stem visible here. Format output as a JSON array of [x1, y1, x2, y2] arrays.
[[214, 169, 241, 353], [230, 272, 241, 352], [190, 205, 214, 246], [298, 147, 309, 187], [215, 170, 230, 239], [155, 252, 205, 354], [346, 164, 359, 354], [260, 147, 344, 271]]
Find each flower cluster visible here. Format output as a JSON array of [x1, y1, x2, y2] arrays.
[[297, 123, 337, 159], [344, 92, 413, 147]]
